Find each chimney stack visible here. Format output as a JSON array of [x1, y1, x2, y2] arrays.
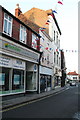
[[15, 4, 22, 17]]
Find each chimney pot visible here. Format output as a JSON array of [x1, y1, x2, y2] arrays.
[[15, 4, 22, 17]]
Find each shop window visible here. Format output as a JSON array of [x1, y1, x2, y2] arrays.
[[12, 69, 24, 92], [0, 68, 9, 93], [40, 75, 46, 92], [3, 13, 12, 36], [20, 25, 27, 44], [47, 76, 51, 87]]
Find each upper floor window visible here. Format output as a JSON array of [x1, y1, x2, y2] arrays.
[[47, 54, 49, 64], [3, 13, 12, 36], [32, 33, 38, 49], [59, 57, 60, 66], [73, 77, 77, 80], [42, 51, 44, 63], [20, 25, 27, 44], [56, 31, 58, 44], [54, 52, 56, 63], [54, 31, 55, 42]]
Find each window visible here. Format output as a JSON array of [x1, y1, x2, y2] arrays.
[[57, 54, 58, 64], [54, 52, 56, 63], [20, 25, 27, 44], [0, 68, 10, 94], [73, 77, 77, 80], [32, 33, 37, 49], [12, 69, 24, 91], [42, 51, 44, 63], [3, 13, 12, 36], [54, 31, 55, 42], [59, 57, 60, 66], [47, 54, 49, 64], [56, 31, 58, 44]]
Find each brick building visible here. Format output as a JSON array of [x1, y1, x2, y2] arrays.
[[0, 5, 42, 96], [16, 5, 62, 90]]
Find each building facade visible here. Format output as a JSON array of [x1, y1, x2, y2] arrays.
[[0, 5, 41, 96], [17, 6, 62, 91]]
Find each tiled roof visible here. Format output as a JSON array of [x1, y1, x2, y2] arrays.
[[23, 8, 52, 34], [67, 71, 78, 75], [18, 13, 40, 33]]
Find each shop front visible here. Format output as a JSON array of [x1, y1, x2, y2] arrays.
[[39, 66, 52, 93], [26, 62, 38, 92], [0, 55, 25, 95], [0, 37, 40, 96]]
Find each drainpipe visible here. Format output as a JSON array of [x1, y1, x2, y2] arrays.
[[37, 52, 43, 94]]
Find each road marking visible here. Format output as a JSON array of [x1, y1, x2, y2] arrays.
[[66, 87, 69, 90], [0, 88, 70, 113], [73, 112, 80, 119]]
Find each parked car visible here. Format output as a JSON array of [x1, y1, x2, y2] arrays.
[[70, 81, 76, 86]]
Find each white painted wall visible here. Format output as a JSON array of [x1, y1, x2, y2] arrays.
[[67, 75, 79, 81], [39, 30, 53, 68], [48, 15, 61, 76]]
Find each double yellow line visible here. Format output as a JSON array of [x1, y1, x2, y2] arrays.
[[0, 94, 54, 113], [0, 88, 67, 113]]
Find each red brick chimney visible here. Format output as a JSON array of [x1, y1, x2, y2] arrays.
[[15, 4, 22, 17]]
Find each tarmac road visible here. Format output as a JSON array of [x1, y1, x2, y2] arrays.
[[2, 85, 79, 119]]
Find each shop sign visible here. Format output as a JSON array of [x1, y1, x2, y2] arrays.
[[0, 40, 39, 62], [13, 59, 25, 70], [0, 55, 25, 70], [0, 55, 12, 68]]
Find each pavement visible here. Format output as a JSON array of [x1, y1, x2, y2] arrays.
[[1, 85, 69, 110]]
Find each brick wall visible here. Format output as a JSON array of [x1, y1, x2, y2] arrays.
[[0, 8, 4, 33], [12, 19, 20, 41]]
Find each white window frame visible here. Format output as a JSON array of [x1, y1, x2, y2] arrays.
[[3, 13, 12, 37], [20, 25, 27, 44]]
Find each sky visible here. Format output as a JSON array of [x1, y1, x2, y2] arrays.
[[0, 0, 79, 73]]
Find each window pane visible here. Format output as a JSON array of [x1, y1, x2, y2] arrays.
[[9, 16, 12, 21], [8, 22, 11, 35], [20, 29, 23, 41], [5, 13, 8, 19], [12, 69, 24, 91], [4, 19, 7, 33]]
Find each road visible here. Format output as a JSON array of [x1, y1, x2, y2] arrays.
[[2, 85, 80, 119]]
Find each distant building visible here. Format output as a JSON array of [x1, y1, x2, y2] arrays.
[[67, 71, 79, 82]]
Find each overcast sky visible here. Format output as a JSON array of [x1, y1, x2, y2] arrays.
[[0, 0, 79, 73]]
